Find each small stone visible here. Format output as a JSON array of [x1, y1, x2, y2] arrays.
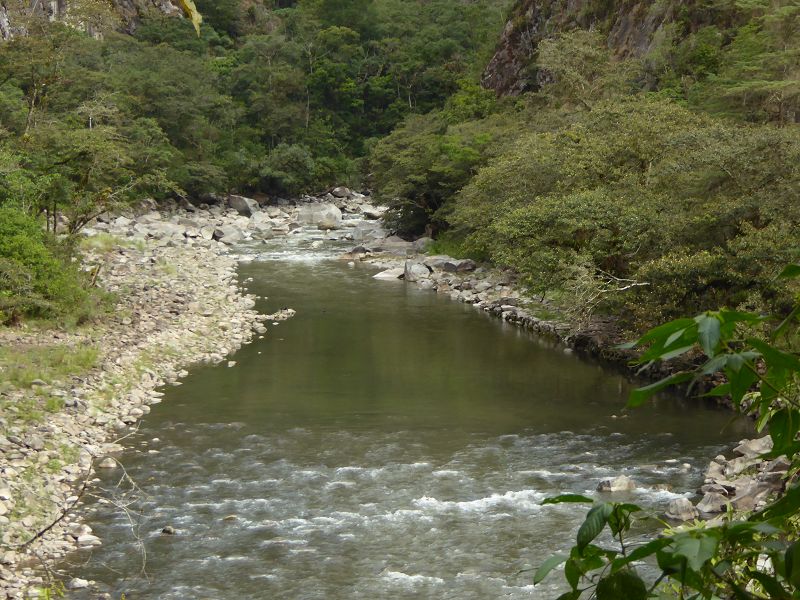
[[97, 458, 117, 469], [68, 578, 89, 590], [227, 361, 237, 368], [77, 534, 102, 547], [161, 525, 176, 535]]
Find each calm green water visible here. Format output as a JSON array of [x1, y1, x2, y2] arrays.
[[68, 234, 750, 599]]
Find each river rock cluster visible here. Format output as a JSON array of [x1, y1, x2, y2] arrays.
[[362, 256, 572, 340], [665, 435, 789, 521]]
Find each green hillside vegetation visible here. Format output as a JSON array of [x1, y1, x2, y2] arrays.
[[372, 7, 800, 331], [0, 0, 798, 330], [0, 0, 509, 324]]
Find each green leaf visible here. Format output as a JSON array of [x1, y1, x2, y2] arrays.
[[611, 537, 672, 572], [747, 571, 789, 599], [774, 305, 800, 339], [747, 338, 800, 371], [753, 484, 800, 522], [665, 328, 688, 347], [704, 383, 731, 397], [631, 318, 696, 349], [533, 554, 568, 584], [718, 309, 766, 324], [595, 570, 648, 600], [576, 502, 613, 552], [542, 494, 594, 505], [673, 532, 719, 572], [785, 541, 800, 588], [778, 264, 800, 279], [564, 558, 581, 589], [627, 372, 694, 408], [554, 592, 581, 600], [697, 314, 721, 356], [769, 408, 800, 456]]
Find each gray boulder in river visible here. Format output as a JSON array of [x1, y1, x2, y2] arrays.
[[228, 195, 260, 217], [297, 203, 343, 230]]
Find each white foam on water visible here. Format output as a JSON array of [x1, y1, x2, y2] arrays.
[[382, 571, 446, 587], [258, 538, 308, 547], [335, 466, 365, 474], [412, 489, 544, 513], [432, 469, 463, 477], [325, 481, 357, 490], [633, 487, 692, 501]]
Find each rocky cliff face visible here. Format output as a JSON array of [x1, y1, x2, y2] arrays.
[[0, 0, 184, 39], [481, 0, 723, 96]]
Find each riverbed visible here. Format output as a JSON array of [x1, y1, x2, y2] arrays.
[[65, 231, 750, 598]]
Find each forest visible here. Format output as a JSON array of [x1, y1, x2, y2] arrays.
[[0, 0, 798, 332], [2, 1, 800, 598]]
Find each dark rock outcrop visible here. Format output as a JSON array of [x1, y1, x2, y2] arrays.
[[481, 0, 735, 96]]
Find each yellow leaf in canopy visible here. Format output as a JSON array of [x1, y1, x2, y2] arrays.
[[176, 0, 202, 35]]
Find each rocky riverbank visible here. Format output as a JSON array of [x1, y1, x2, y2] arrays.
[[0, 188, 394, 598]]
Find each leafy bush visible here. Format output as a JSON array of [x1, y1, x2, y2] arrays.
[[537, 267, 800, 598], [0, 207, 91, 324], [452, 98, 800, 327]]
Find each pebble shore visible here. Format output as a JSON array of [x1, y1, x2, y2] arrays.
[[0, 216, 273, 598]]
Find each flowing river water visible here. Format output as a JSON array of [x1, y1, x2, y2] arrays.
[[66, 226, 750, 598]]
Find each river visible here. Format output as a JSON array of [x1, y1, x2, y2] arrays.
[[65, 228, 750, 598]]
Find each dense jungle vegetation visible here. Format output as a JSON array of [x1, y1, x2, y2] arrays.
[[1, 0, 798, 330], [0, 0, 510, 323]]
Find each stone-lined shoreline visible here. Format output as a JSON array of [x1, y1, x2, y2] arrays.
[[0, 190, 386, 597], [0, 214, 275, 597]]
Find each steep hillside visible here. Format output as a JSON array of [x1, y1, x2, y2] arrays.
[[481, 0, 735, 95], [0, 0, 185, 39]]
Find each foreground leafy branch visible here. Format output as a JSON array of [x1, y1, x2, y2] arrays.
[[536, 265, 800, 599]]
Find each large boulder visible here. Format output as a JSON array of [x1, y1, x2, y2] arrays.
[[404, 260, 431, 282], [297, 203, 343, 230], [352, 221, 386, 243], [733, 436, 772, 459], [228, 195, 259, 217], [443, 258, 477, 273], [361, 205, 385, 220], [597, 475, 636, 492], [212, 225, 245, 245], [665, 498, 699, 521], [331, 186, 352, 198], [249, 211, 273, 231], [413, 237, 433, 252]]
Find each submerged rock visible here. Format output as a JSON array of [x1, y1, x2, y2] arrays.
[[68, 578, 89, 590], [373, 268, 404, 280]]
